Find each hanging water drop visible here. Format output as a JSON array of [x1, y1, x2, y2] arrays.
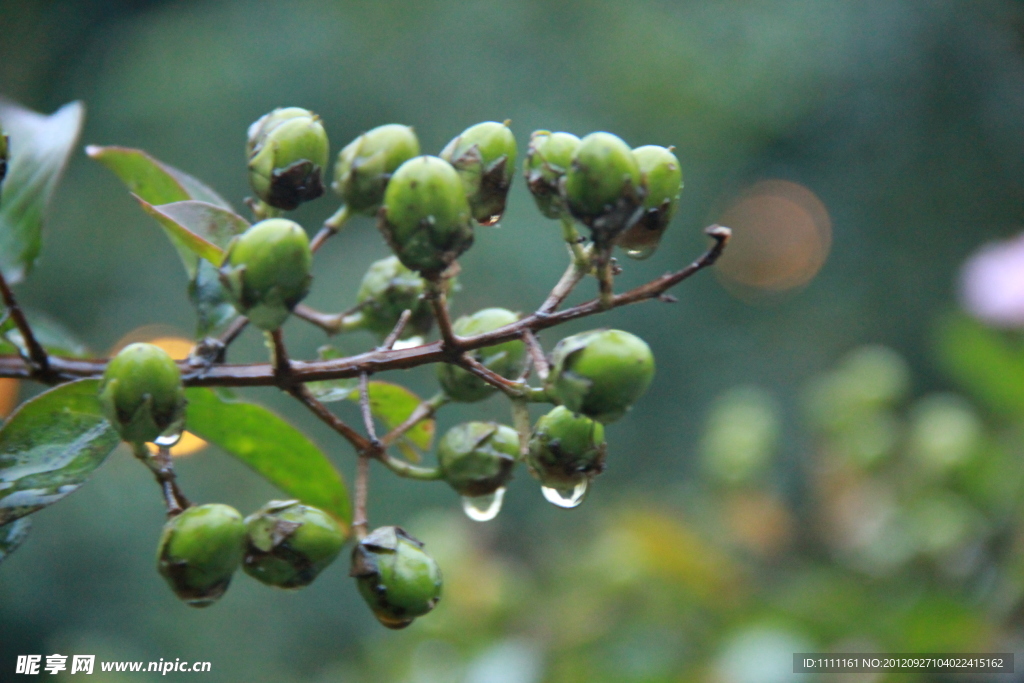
[[461, 487, 506, 522], [153, 429, 183, 448], [541, 481, 589, 508], [478, 214, 502, 227], [624, 244, 658, 260]]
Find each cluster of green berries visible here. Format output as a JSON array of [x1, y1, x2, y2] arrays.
[[93, 108, 675, 627], [226, 108, 682, 334]]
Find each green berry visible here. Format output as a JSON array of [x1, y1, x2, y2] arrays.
[[440, 121, 517, 224], [242, 500, 348, 589], [220, 218, 312, 330], [527, 406, 606, 488], [378, 156, 474, 275], [247, 107, 330, 210], [563, 132, 642, 244], [545, 329, 655, 423], [524, 131, 580, 219], [437, 308, 527, 402], [354, 256, 433, 340], [615, 145, 683, 260], [333, 124, 420, 215], [350, 526, 442, 629], [437, 422, 519, 497], [156, 504, 246, 607], [99, 343, 187, 444]]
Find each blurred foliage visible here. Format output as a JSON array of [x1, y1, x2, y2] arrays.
[[2, 0, 1024, 681]]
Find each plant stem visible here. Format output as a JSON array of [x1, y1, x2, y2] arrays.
[[0, 270, 51, 379], [132, 442, 190, 516]]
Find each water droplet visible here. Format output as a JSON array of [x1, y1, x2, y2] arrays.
[[153, 430, 183, 448], [625, 244, 657, 260], [461, 487, 506, 522], [541, 481, 589, 508], [479, 215, 502, 227]]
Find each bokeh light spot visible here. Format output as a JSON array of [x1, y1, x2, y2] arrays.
[[716, 179, 831, 294], [0, 378, 19, 418]]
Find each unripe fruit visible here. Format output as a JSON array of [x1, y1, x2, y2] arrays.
[[437, 308, 527, 402], [378, 156, 474, 275], [546, 329, 655, 423], [615, 145, 683, 260], [527, 406, 606, 488], [524, 131, 580, 219], [246, 107, 329, 210], [333, 124, 420, 215], [355, 256, 433, 340], [99, 343, 187, 444], [156, 504, 246, 607], [350, 526, 442, 629], [440, 121, 517, 224], [220, 218, 312, 331], [242, 500, 347, 589], [437, 422, 519, 497], [562, 132, 642, 244]]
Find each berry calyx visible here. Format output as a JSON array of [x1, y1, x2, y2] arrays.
[[524, 130, 580, 219], [437, 422, 519, 497], [333, 124, 420, 216], [246, 107, 330, 210], [354, 256, 433, 340], [440, 121, 517, 224], [527, 406, 606, 489], [242, 500, 347, 589], [350, 526, 442, 629], [615, 145, 683, 260], [437, 307, 527, 402], [562, 132, 642, 245]]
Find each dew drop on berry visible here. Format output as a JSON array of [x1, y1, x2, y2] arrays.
[[154, 428, 184, 448], [541, 481, 589, 509], [461, 487, 506, 522], [624, 244, 657, 260]]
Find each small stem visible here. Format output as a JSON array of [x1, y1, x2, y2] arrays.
[[310, 205, 351, 253], [289, 384, 371, 451], [510, 398, 532, 461], [379, 310, 412, 351], [426, 279, 460, 352], [132, 443, 190, 516], [268, 328, 291, 382], [293, 304, 346, 335], [523, 330, 549, 382], [380, 392, 449, 447], [217, 316, 249, 351], [560, 216, 590, 268], [0, 271, 50, 377], [456, 354, 536, 399], [250, 199, 282, 222], [353, 454, 369, 540], [378, 453, 443, 480], [539, 251, 589, 315], [358, 373, 378, 443], [597, 259, 614, 310]]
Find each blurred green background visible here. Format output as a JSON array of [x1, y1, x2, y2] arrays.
[[4, 0, 1024, 681]]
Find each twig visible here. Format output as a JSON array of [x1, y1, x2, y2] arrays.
[[268, 328, 291, 382], [310, 205, 350, 253], [353, 455, 369, 540], [426, 278, 461, 352], [510, 398, 532, 461], [379, 309, 412, 351], [288, 384, 371, 452], [293, 304, 346, 335], [456, 354, 528, 398], [132, 443, 190, 516], [0, 270, 50, 377], [217, 316, 249, 351], [0, 226, 730, 386], [523, 330, 549, 382], [358, 373, 378, 444], [539, 258, 588, 315], [380, 392, 448, 448]]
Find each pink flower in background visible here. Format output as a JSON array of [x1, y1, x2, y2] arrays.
[[960, 232, 1024, 327]]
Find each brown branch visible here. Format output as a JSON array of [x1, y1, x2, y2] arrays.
[[0, 226, 730, 387], [132, 443, 190, 517], [0, 271, 51, 378], [352, 454, 369, 540], [456, 354, 525, 398], [288, 384, 371, 452], [539, 258, 587, 315], [379, 309, 412, 351], [523, 330, 549, 382], [380, 392, 447, 448], [358, 373, 378, 443], [293, 304, 345, 335]]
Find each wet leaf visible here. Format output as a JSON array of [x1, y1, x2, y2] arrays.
[[135, 197, 227, 274], [189, 259, 239, 337], [184, 388, 351, 524], [0, 517, 30, 565], [86, 145, 232, 210], [0, 379, 120, 526], [306, 346, 358, 402], [349, 381, 435, 459], [0, 100, 85, 283]]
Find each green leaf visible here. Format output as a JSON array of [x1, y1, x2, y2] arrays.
[[937, 314, 1024, 418], [189, 259, 239, 337], [86, 145, 233, 210], [0, 518, 31, 565], [306, 345, 358, 402], [0, 100, 85, 283], [0, 308, 89, 358], [184, 388, 351, 524], [349, 381, 435, 460], [135, 196, 227, 275], [0, 379, 120, 526]]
